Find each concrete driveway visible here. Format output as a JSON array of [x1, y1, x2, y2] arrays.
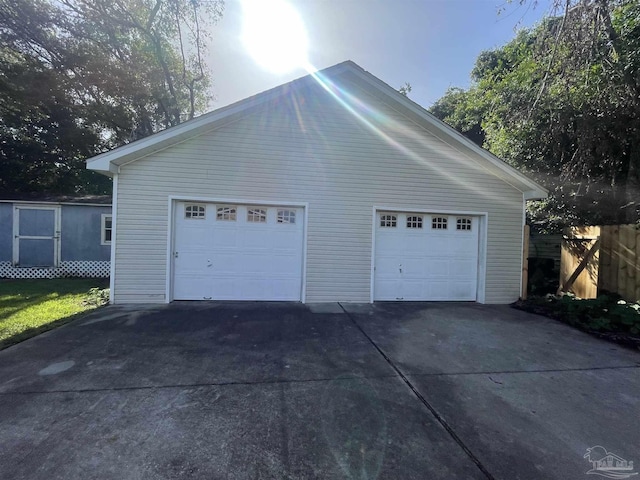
[[1, 302, 639, 480]]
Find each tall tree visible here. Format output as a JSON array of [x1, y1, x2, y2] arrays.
[[0, 0, 223, 195], [429, 87, 485, 147], [430, 1, 640, 230], [514, 0, 640, 225]]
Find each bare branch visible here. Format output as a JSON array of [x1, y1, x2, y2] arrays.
[[529, 0, 571, 116]]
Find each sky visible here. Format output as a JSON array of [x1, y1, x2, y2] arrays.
[[206, 0, 555, 111]]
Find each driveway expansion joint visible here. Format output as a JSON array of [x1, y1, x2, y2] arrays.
[[338, 302, 496, 480], [409, 364, 640, 377], [0, 373, 400, 396]]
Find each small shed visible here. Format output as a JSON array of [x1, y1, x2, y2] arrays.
[[0, 195, 112, 278]]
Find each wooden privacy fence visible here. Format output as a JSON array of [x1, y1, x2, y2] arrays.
[[559, 224, 640, 301]]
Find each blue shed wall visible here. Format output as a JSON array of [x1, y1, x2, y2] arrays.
[[61, 205, 111, 261], [0, 204, 12, 261]]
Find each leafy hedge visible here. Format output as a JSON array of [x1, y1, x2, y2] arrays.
[[521, 294, 640, 335]]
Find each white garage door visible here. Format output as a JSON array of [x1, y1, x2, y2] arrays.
[[374, 212, 479, 301], [173, 202, 304, 301]]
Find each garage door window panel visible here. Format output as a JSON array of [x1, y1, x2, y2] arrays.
[[406, 216, 423, 229], [432, 217, 448, 230], [248, 208, 267, 223], [217, 206, 237, 221], [457, 217, 472, 231], [277, 209, 296, 224], [380, 214, 397, 227], [185, 204, 206, 219]]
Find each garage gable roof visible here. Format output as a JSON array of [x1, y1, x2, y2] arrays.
[[86, 61, 547, 200]]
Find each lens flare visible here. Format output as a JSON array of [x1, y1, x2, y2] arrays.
[[241, 0, 309, 74]]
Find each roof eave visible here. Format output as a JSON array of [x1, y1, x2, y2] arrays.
[[524, 189, 548, 201], [85, 161, 115, 176]]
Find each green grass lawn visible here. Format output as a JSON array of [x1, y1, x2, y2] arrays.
[[0, 278, 109, 349]]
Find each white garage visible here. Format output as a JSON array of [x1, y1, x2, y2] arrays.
[[172, 201, 305, 301], [87, 61, 547, 304], [374, 211, 481, 301]]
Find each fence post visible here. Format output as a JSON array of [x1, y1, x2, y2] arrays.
[[636, 228, 640, 301], [522, 224, 530, 300], [617, 224, 638, 302], [598, 226, 611, 293], [610, 225, 620, 294]]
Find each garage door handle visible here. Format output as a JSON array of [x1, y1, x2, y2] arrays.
[[207, 260, 212, 267]]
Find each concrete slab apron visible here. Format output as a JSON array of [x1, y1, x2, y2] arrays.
[[0, 302, 486, 480], [341, 302, 640, 480]]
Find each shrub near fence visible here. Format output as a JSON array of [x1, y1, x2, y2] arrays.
[[559, 225, 640, 302]]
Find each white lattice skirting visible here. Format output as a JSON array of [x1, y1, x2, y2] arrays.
[[0, 261, 110, 279]]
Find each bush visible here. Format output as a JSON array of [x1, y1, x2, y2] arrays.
[[533, 294, 640, 334], [527, 258, 558, 295], [83, 287, 109, 307]]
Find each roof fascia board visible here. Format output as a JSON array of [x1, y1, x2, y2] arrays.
[[523, 191, 544, 200], [0, 200, 112, 207]]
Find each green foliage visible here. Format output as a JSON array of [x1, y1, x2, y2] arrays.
[[429, 87, 486, 146], [528, 294, 640, 335], [0, 0, 223, 195], [398, 82, 412, 96], [430, 1, 640, 231], [83, 287, 110, 307]]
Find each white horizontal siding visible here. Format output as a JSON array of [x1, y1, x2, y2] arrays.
[[113, 82, 524, 303]]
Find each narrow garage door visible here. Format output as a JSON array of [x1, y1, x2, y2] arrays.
[[374, 212, 479, 301], [173, 202, 304, 301]]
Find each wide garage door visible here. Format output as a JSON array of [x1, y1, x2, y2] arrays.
[[374, 211, 479, 301], [173, 202, 304, 301]]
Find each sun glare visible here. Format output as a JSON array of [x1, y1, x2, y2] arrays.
[[241, 0, 309, 74]]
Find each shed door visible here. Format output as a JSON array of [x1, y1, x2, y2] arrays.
[[13, 205, 61, 267], [173, 202, 304, 301], [374, 212, 479, 301]]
